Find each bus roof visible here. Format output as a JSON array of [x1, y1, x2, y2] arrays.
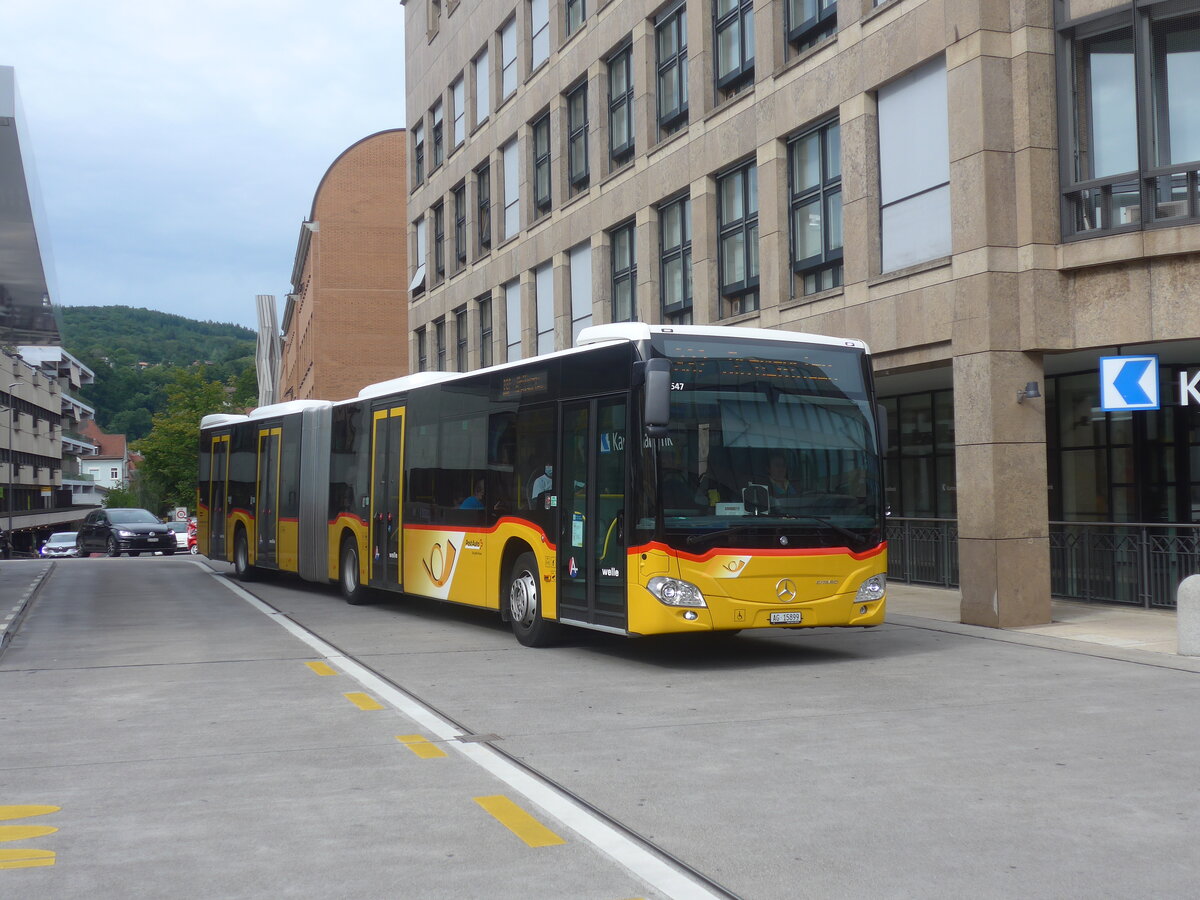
[[247, 399, 333, 420], [576, 322, 870, 353], [199, 413, 250, 429]]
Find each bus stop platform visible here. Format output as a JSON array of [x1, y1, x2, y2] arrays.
[[887, 582, 1181, 656]]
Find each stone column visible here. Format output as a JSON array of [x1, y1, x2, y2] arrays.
[[947, 12, 1053, 627]]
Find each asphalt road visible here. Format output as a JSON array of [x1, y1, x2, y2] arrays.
[[2, 556, 1198, 898]]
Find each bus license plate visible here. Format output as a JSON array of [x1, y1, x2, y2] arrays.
[[770, 611, 802, 625]]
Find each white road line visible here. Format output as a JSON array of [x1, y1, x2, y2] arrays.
[[207, 569, 722, 900]]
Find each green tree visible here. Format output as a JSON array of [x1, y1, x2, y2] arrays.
[[103, 485, 141, 509], [134, 368, 231, 509]]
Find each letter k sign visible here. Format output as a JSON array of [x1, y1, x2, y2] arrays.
[[1181, 371, 1200, 406]]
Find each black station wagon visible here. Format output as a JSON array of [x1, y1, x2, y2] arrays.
[[77, 508, 175, 557]]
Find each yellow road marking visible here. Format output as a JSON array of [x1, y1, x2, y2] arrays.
[[306, 661, 337, 676], [0, 806, 59, 821], [0, 825, 58, 841], [0, 848, 55, 869], [474, 795, 566, 847], [344, 692, 385, 710], [396, 735, 448, 759]]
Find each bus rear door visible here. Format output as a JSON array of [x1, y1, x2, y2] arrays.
[[557, 395, 628, 632], [369, 406, 405, 591], [208, 434, 230, 559], [256, 426, 280, 568]]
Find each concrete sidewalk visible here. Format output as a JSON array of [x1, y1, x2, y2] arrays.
[[888, 581, 1181, 656]]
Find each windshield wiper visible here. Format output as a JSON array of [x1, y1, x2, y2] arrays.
[[778, 514, 865, 547], [684, 516, 865, 548], [685, 524, 764, 546]]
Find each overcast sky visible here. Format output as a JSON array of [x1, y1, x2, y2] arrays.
[[2, 0, 405, 331]]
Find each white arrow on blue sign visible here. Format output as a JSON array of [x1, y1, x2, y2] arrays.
[[1099, 355, 1160, 411]]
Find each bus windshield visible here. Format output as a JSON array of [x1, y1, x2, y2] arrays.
[[644, 335, 882, 551]]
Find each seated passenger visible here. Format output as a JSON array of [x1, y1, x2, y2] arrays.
[[459, 478, 486, 510]]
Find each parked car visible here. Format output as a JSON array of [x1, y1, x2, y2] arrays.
[[166, 521, 198, 554], [76, 508, 175, 557], [40, 532, 79, 558]]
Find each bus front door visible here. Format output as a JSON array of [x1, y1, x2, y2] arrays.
[[557, 396, 628, 632], [256, 427, 280, 568], [369, 407, 405, 590], [208, 435, 230, 559]]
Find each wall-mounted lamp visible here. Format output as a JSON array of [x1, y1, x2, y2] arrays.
[[1017, 381, 1041, 404]]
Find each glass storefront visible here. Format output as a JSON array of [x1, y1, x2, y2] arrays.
[[880, 390, 956, 518], [1048, 365, 1200, 524]]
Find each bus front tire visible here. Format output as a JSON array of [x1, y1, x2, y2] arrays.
[[341, 540, 369, 605], [507, 551, 560, 648], [233, 530, 256, 582]]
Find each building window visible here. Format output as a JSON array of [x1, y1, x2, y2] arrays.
[[533, 113, 552, 214], [714, 0, 754, 94], [412, 216, 428, 297], [451, 76, 466, 147], [610, 221, 636, 322], [416, 327, 428, 371], [608, 45, 634, 164], [878, 57, 950, 271], [479, 295, 493, 367], [501, 18, 518, 100], [1062, 6, 1200, 236], [473, 48, 490, 127], [476, 163, 492, 254], [432, 100, 444, 168], [788, 119, 843, 295], [566, 0, 585, 36], [531, 0, 550, 69], [504, 279, 522, 361], [656, 4, 688, 134], [413, 123, 425, 185], [435, 318, 447, 370], [568, 242, 593, 342], [567, 82, 589, 189], [659, 195, 692, 322], [786, 0, 837, 53], [535, 261, 554, 354], [502, 139, 520, 239], [455, 306, 469, 371], [717, 161, 759, 315], [111, 467, 120, 480], [453, 183, 467, 266], [433, 201, 445, 280]]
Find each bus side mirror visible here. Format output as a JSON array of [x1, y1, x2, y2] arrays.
[[876, 403, 888, 457], [643, 358, 671, 439]]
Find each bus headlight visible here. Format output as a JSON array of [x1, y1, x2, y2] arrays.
[[855, 574, 886, 603], [647, 576, 707, 608]]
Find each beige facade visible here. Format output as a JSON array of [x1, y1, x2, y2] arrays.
[[279, 129, 411, 403], [403, 0, 1200, 626]]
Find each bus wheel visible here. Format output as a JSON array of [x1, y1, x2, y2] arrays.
[[507, 551, 560, 647], [233, 529, 256, 582], [341, 539, 369, 605]]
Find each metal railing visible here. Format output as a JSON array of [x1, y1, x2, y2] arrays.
[[885, 517, 1200, 609], [1049, 522, 1200, 610], [886, 517, 959, 588]]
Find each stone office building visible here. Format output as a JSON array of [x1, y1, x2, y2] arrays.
[[401, 0, 1200, 625]]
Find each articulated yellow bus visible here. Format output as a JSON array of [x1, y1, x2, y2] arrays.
[[198, 323, 887, 646]]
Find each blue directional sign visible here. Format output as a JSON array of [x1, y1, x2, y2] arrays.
[[1099, 355, 1160, 411]]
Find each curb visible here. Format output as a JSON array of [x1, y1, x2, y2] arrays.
[[887, 612, 1200, 675], [0, 561, 54, 658]]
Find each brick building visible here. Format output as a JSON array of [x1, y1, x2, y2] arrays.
[[279, 129, 410, 403], [401, 0, 1200, 624]]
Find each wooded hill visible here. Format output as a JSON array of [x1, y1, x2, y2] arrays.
[[57, 305, 257, 442]]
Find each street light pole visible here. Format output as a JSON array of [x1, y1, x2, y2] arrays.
[[5, 381, 18, 559]]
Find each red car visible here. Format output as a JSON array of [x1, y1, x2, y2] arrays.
[[167, 521, 199, 554]]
